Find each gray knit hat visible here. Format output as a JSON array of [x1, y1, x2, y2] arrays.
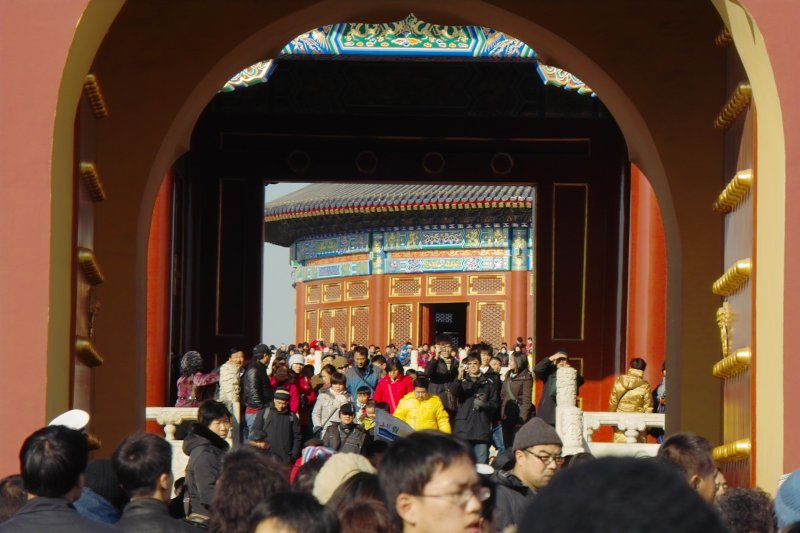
[[512, 417, 563, 451]]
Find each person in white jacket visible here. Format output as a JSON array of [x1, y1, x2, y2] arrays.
[[218, 348, 244, 412], [311, 371, 352, 436]]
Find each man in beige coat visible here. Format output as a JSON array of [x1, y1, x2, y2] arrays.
[[608, 358, 653, 443]]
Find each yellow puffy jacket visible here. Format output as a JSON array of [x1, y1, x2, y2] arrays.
[[608, 368, 653, 413], [393, 392, 451, 433]]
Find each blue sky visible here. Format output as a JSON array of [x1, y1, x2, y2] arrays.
[[262, 182, 308, 344]]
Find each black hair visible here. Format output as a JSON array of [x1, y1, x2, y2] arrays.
[[412, 376, 430, 390], [229, 347, 243, 356], [321, 364, 336, 375], [0, 474, 26, 523], [19, 425, 88, 498], [378, 431, 473, 526], [197, 399, 231, 427], [326, 472, 384, 511], [371, 354, 387, 365], [354, 346, 369, 357], [519, 457, 726, 533], [434, 333, 452, 346], [477, 342, 493, 355], [405, 368, 417, 377], [366, 399, 377, 408], [510, 351, 529, 373], [248, 491, 340, 533], [292, 456, 329, 495], [112, 432, 172, 498], [330, 372, 347, 387], [630, 358, 647, 371], [210, 447, 289, 533], [657, 433, 716, 479], [375, 402, 390, 412], [385, 358, 404, 373], [715, 487, 775, 533], [356, 386, 371, 395], [464, 353, 481, 365]]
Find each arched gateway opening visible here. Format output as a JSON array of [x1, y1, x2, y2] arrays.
[[39, 0, 795, 487], [164, 17, 637, 419]]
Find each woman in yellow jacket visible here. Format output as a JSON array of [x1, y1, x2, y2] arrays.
[[393, 376, 451, 433]]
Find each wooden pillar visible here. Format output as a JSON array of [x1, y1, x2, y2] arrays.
[[370, 275, 387, 346], [626, 165, 666, 388], [510, 270, 527, 345], [146, 171, 173, 428], [295, 281, 305, 344]]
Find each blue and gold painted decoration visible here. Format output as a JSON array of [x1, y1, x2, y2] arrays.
[[384, 227, 509, 252], [220, 60, 275, 92], [282, 14, 536, 58], [371, 233, 385, 275], [511, 228, 529, 271], [294, 232, 370, 261], [222, 14, 594, 96], [385, 255, 510, 274], [295, 260, 371, 282], [536, 64, 595, 96]]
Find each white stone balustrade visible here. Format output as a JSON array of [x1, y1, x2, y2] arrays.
[[554, 367, 665, 458]]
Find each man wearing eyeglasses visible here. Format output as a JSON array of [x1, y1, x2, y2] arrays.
[[493, 417, 563, 531]]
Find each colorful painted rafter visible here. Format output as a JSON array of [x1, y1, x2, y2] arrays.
[[222, 14, 594, 96]]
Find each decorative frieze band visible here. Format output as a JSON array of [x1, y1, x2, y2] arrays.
[[714, 82, 752, 129], [83, 74, 109, 119], [712, 259, 752, 296], [75, 336, 104, 367], [77, 247, 105, 285], [712, 438, 751, 463], [712, 347, 752, 379], [79, 162, 107, 202], [714, 169, 752, 213]]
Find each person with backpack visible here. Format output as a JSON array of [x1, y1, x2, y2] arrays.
[[248, 389, 302, 464]]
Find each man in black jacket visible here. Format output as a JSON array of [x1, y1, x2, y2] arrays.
[[533, 351, 584, 426], [248, 389, 302, 464], [241, 343, 274, 440], [425, 333, 460, 417], [453, 353, 499, 464], [322, 403, 368, 454], [493, 417, 563, 532], [0, 426, 119, 533], [112, 433, 197, 532]]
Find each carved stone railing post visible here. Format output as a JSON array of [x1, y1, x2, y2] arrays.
[[555, 366, 584, 455]]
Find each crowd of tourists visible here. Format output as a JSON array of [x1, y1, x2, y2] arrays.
[[1, 336, 798, 532]]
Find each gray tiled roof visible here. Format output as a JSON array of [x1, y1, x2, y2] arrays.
[[265, 183, 533, 219]]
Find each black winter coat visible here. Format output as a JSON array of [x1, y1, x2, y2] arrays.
[[183, 424, 229, 517], [248, 405, 301, 464], [322, 422, 368, 454], [425, 356, 460, 411], [533, 358, 583, 425], [242, 360, 273, 409], [0, 497, 120, 533], [492, 470, 535, 532], [453, 374, 499, 442], [116, 498, 198, 532]]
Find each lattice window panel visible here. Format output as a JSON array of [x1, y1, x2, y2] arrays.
[[427, 276, 462, 296], [324, 283, 342, 302], [305, 310, 318, 341], [350, 307, 370, 346], [477, 302, 505, 350], [318, 308, 346, 344], [468, 275, 506, 295], [306, 284, 322, 304], [390, 277, 422, 297], [435, 312, 455, 324], [346, 280, 369, 300], [390, 304, 414, 345]]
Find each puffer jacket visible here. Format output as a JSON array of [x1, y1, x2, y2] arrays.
[[608, 368, 653, 413], [393, 392, 451, 433], [183, 424, 229, 517], [453, 374, 499, 442], [492, 470, 535, 532]]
